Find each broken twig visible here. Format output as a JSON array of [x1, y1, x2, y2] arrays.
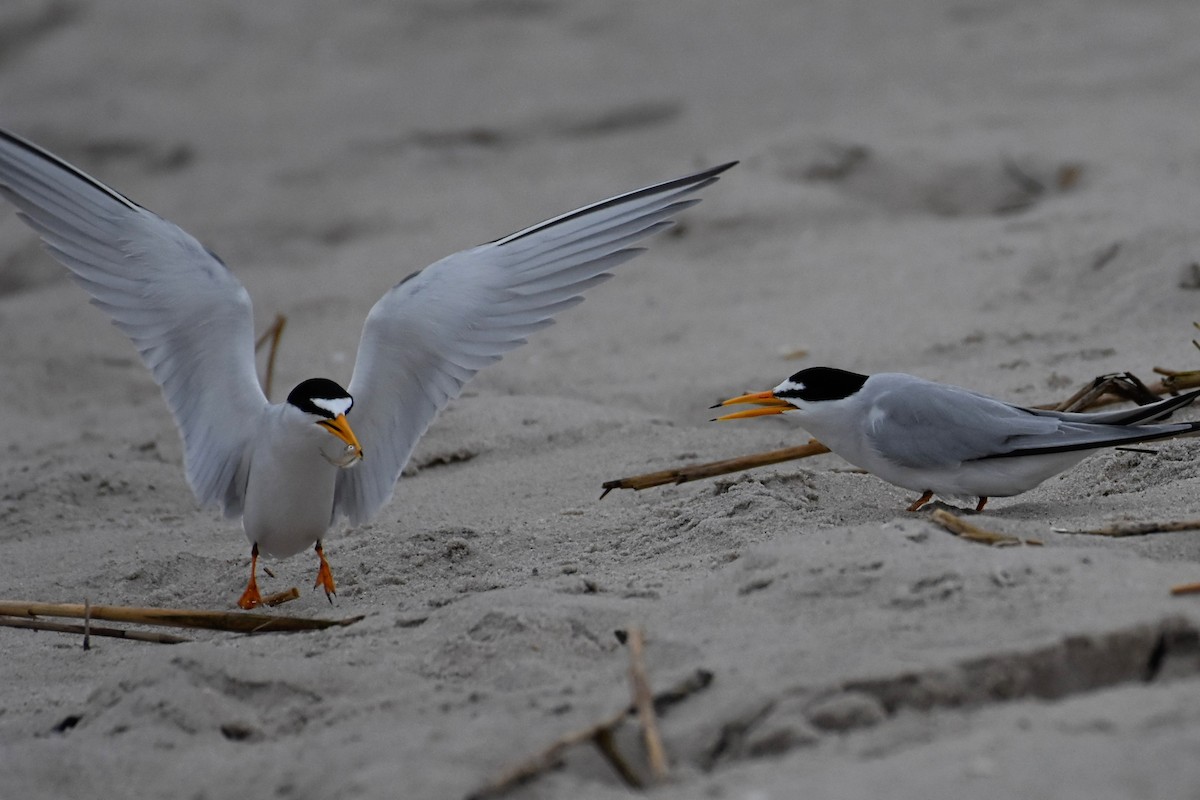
[[601, 440, 830, 496], [931, 509, 1042, 547], [1041, 372, 1160, 412], [0, 615, 191, 644], [626, 628, 669, 782], [1052, 519, 1200, 537], [0, 600, 363, 635], [1152, 366, 1200, 395], [465, 668, 712, 800], [263, 587, 301, 607], [254, 313, 287, 400]]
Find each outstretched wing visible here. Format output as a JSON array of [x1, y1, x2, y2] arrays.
[[0, 129, 266, 516], [334, 161, 736, 525]]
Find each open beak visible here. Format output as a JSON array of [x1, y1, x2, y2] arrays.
[[318, 414, 365, 460], [710, 390, 795, 421]]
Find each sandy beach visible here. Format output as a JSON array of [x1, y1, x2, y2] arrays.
[[2, 1, 1200, 797]]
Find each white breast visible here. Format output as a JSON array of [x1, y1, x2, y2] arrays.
[[241, 406, 341, 558]]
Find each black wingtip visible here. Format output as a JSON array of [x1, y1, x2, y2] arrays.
[[1124, 386, 1200, 423], [985, 418, 1200, 460], [494, 159, 738, 247], [1175, 386, 1200, 407], [0, 127, 143, 211], [685, 160, 738, 181]]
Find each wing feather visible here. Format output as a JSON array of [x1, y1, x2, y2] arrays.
[[0, 128, 266, 516], [866, 377, 1200, 467], [864, 378, 1059, 469], [334, 162, 735, 524]]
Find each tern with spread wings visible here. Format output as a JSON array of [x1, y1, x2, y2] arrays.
[[0, 127, 733, 607]]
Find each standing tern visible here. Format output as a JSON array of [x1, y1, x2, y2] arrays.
[[714, 367, 1200, 511], [0, 126, 734, 607]]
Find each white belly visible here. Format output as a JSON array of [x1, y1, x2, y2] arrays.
[[870, 451, 1094, 498], [799, 412, 1094, 500], [241, 431, 341, 559]]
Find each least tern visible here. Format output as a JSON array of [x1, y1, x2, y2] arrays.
[[715, 367, 1200, 511], [0, 127, 734, 607]]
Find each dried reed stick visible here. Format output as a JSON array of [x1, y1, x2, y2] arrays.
[[601, 440, 830, 496], [1052, 520, 1200, 537], [0, 601, 363, 634], [625, 627, 668, 782], [465, 668, 712, 800], [0, 615, 191, 644], [931, 509, 1042, 547], [263, 587, 301, 607], [254, 313, 287, 400]]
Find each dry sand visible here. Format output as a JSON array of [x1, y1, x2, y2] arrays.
[[2, 1, 1200, 798]]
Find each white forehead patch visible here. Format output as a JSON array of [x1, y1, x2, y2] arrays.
[[775, 379, 805, 395], [313, 396, 352, 417]]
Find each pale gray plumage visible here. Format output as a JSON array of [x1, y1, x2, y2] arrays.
[[0, 131, 264, 519], [841, 374, 1200, 470], [0, 126, 733, 600], [334, 179, 716, 526], [717, 367, 1200, 509]]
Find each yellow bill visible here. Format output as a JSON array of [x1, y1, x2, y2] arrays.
[[711, 390, 795, 422], [317, 414, 365, 460]]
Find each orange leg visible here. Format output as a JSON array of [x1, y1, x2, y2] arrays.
[[975, 497, 989, 512], [237, 543, 263, 610], [906, 490, 934, 512], [314, 541, 336, 603]]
